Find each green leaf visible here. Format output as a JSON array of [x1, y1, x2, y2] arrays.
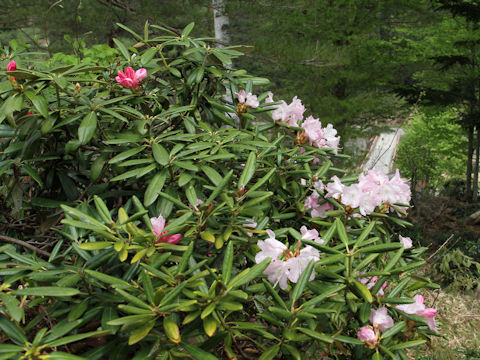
[[25, 91, 49, 119], [181, 342, 219, 360], [335, 218, 350, 248], [144, 170, 167, 206], [238, 151, 256, 190], [45, 352, 86, 360], [302, 284, 346, 307], [353, 221, 376, 249], [291, 260, 315, 305], [227, 258, 270, 291], [381, 321, 407, 339], [388, 339, 426, 351], [182, 22, 195, 37], [333, 335, 364, 345], [43, 319, 83, 343], [113, 38, 130, 60], [45, 330, 110, 347], [109, 146, 146, 164], [94, 195, 113, 223], [0, 294, 23, 322], [350, 279, 373, 303], [107, 314, 155, 326], [78, 242, 112, 250], [206, 170, 233, 204], [21, 165, 43, 188], [258, 345, 280, 360], [201, 165, 223, 186], [359, 243, 403, 253], [78, 111, 97, 144], [12, 287, 80, 297], [0, 315, 27, 344], [152, 143, 170, 166], [296, 328, 333, 343], [128, 319, 155, 345], [222, 241, 234, 284], [85, 269, 130, 288], [0, 344, 23, 353]]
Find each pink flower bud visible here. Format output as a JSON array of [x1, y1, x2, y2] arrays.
[[357, 326, 377, 347], [7, 60, 16, 72]]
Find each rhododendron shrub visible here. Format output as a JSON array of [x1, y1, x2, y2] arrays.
[[0, 23, 439, 359]]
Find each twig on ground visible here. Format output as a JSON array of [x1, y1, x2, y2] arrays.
[[427, 234, 454, 262], [0, 234, 52, 258]]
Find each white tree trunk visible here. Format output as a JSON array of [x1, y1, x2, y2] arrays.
[[212, 0, 230, 46]]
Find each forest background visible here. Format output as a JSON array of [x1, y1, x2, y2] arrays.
[[1, 0, 480, 359]]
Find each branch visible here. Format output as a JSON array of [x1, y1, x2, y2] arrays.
[[0, 234, 51, 258]]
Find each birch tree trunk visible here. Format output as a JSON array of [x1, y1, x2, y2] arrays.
[[212, 0, 230, 46], [466, 124, 474, 201], [473, 125, 479, 201]]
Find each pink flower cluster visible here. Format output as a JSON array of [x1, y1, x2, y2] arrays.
[[301, 116, 340, 154], [234, 90, 259, 109], [304, 180, 334, 218], [115, 67, 147, 89], [396, 294, 438, 331], [267, 93, 305, 127], [266, 93, 340, 153], [326, 168, 411, 216], [150, 216, 182, 244], [255, 227, 323, 290], [358, 307, 394, 348]]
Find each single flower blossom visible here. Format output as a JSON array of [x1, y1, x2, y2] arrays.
[[300, 225, 324, 244], [115, 67, 147, 89], [396, 294, 438, 331], [399, 235, 413, 249], [234, 89, 259, 108], [150, 216, 182, 244], [357, 326, 377, 348], [369, 307, 394, 332], [255, 230, 287, 264]]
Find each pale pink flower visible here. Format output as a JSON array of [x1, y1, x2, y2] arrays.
[[286, 245, 319, 282], [300, 226, 324, 244], [326, 176, 345, 200], [264, 259, 290, 290], [399, 235, 413, 249], [265, 92, 274, 104], [256, 229, 320, 289], [396, 294, 426, 314], [357, 326, 377, 346], [311, 201, 334, 218], [271, 96, 305, 127], [115, 67, 147, 89], [313, 180, 325, 192], [369, 307, 394, 332], [302, 116, 324, 146], [234, 89, 259, 108], [255, 230, 287, 264], [417, 308, 438, 332], [304, 191, 333, 218], [396, 295, 438, 331], [7, 60, 16, 72], [150, 216, 182, 244], [341, 184, 365, 209]]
